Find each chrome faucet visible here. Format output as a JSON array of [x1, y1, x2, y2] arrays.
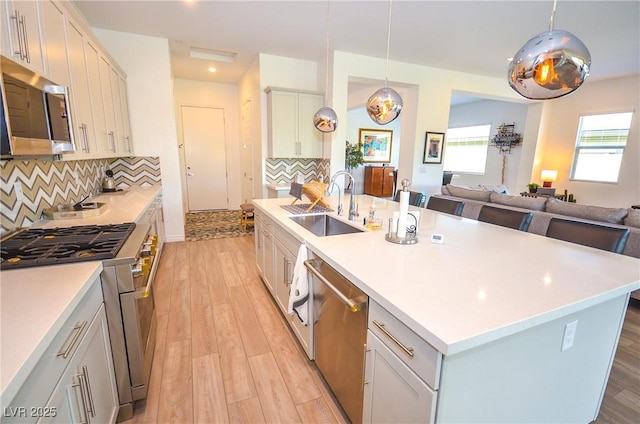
[[329, 171, 357, 221]]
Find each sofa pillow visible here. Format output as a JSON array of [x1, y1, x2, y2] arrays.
[[481, 184, 510, 195], [446, 184, 492, 202], [441, 185, 451, 195], [545, 198, 628, 224], [490, 192, 546, 211], [624, 208, 640, 228]]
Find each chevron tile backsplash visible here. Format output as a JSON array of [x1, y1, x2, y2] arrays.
[[1, 157, 161, 232], [265, 158, 330, 184]]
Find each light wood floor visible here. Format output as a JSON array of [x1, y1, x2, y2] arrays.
[[131, 236, 639, 423]]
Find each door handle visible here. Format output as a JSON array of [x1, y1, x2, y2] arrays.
[[304, 259, 368, 312], [187, 166, 194, 177]]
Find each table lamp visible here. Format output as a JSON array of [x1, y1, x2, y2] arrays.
[[541, 170, 558, 188]]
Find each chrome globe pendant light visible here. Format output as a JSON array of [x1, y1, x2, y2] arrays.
[[367, 0, 403, 125], [313, 1, 338, 133], [508, 0, 591, 100]]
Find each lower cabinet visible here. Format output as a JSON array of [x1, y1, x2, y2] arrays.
[[3, 281, 118, 424], [39, 304, 118, 424], [363, 331, 437, 424]]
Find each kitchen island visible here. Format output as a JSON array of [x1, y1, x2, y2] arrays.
[[253, 194, 640, 423]]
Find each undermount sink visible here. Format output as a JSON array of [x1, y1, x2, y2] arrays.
[[289, 214, 365, 237]]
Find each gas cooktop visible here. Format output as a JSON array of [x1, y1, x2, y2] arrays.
[[1, 223, 136, 270]]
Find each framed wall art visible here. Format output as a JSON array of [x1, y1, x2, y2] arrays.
[[359, 128, 393, 163], [423, 131, 445, 164]]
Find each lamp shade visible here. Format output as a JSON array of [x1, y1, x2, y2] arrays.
[[508, 29, 591, 100], [313, 106, 338, 133], [367, 87, 403, 125], [541, 169, 558, 187]]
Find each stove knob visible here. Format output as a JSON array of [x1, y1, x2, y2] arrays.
[[131, 262, 143, 277]]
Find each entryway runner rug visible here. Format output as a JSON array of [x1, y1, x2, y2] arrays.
[[185, 210, 254, 241]]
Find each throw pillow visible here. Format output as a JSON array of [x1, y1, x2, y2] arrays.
[[481, 184, 510, 195], [490, 192, 546, 211], [624, 208, 640, 228], [441, 185, 451, 195], [545, 198, 628, 224], [446, 184, 492, 202]]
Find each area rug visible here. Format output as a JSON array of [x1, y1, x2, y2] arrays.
[[185, 210, 254, 241]]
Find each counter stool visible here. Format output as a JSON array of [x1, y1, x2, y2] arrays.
[[240, 203, 255, 232]]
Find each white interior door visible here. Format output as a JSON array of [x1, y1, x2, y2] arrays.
[[182, 106, 228, 211], [241, 98, 254, 204]]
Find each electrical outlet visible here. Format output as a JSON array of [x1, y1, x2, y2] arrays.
[[14, 182, 24, 202], [285, 164, 291, 174], [72, 171, 80, 184], [561, 320, 578, 351]]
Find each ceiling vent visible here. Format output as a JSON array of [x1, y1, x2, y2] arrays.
[[189, 47, 236, 63]]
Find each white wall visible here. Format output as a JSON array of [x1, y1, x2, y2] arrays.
[[173, 79, 242, 209], [93, 29, 185, 242], [533, 75, 639, 208], [238, 56, 263, 199], [447, 99, 530, 194]]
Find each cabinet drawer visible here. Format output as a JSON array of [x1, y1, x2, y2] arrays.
[[369, 300, 442, 390], [4, 280, 103, 423]]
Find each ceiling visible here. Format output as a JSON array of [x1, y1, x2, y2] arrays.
[[73, 0, 639, 88]]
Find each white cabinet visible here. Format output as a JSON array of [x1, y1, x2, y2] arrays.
[[1, 0, 45, 75], [38, 0, 69, 87], [39, 304, 118, 424], [363, 331, 437, 424], [273, 238, 294, 313], [265, 87, 323, 158], [255, 210, 275, 294], [65, 19, 96, 157], [3, 280, 118, 424], [363, 300, 442, 424], [117, 74, 133, 154]]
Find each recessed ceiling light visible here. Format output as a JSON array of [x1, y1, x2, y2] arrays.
[[208, 67, 217, 73], [190, 47, 236, 63]]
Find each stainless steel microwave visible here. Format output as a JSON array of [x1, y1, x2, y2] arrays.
[[1, 57, 75, 157]]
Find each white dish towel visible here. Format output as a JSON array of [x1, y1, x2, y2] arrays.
[[288, 244, 309, 326]]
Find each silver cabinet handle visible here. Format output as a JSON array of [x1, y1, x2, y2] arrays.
[[10, 11, 24, 59], [372, 320, 415, 358], [83, 124, 90, 153], [19, 13, 30, 63], [72, 374, 90, 424], [108, 131, 116, 152], [82, 366, 95, 417], [57, 321, 88, 359], [304, 259, 367, 312]]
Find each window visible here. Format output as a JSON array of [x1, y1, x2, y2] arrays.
[[571, 112, 633, 183], [443, 124, 491, 173]]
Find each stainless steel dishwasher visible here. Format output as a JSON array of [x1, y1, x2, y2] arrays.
[[305, 257, 368, 424]]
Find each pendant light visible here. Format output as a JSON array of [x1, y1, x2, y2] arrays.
[[508, 0, 591, 100], [367, 0, 403, 125], [313, 1, 338, 133]]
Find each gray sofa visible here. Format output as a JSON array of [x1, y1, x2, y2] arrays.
[[436, 185, 640, 300]]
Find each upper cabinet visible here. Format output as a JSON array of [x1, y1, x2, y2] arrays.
[[1, 0, 46, 75], [0, 0, 133, 160], [265, 87, 323, 158]]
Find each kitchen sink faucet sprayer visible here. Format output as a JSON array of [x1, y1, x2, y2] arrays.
[[329, 171, 357, 220]]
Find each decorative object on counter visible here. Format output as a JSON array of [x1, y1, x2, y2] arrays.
[[43, 202, 107, 220], [367, 0, 403, 125], [423, 132, 445, 164], [508, 0, 590, 100], [490, 123, 523, 183], [360, 128, 393, 163], [289, 180, 331, 212], [184, 210, 253, 241], [527, 182, 540, 193], [289, 182, 304, 202], [313, 1, 337, 133], [386, 179, 418, 245], [102, 169, 117, 192]]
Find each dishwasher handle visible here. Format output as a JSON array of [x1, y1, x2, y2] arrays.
[[304, 259, 367, 312]]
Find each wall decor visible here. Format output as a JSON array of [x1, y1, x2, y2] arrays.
[[490, 122, 523, 183], [359, 128, 393, 163], [423, 132, 445, 164]]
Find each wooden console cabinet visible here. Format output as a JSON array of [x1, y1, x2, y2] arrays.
[[364, 166, 395, 197]]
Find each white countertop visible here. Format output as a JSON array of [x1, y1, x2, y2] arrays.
[[32, 185, 161, 229], [266, 183, 292, 191], [254, 195, 640, 356], [1, 262, 103, 405]]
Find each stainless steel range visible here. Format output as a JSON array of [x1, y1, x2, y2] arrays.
[[1, 222, 159, 422]]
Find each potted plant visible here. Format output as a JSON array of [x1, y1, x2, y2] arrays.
[[344, 140, 364, 191], [527, 183, 540, 193], [345, 140, 364, 172]]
